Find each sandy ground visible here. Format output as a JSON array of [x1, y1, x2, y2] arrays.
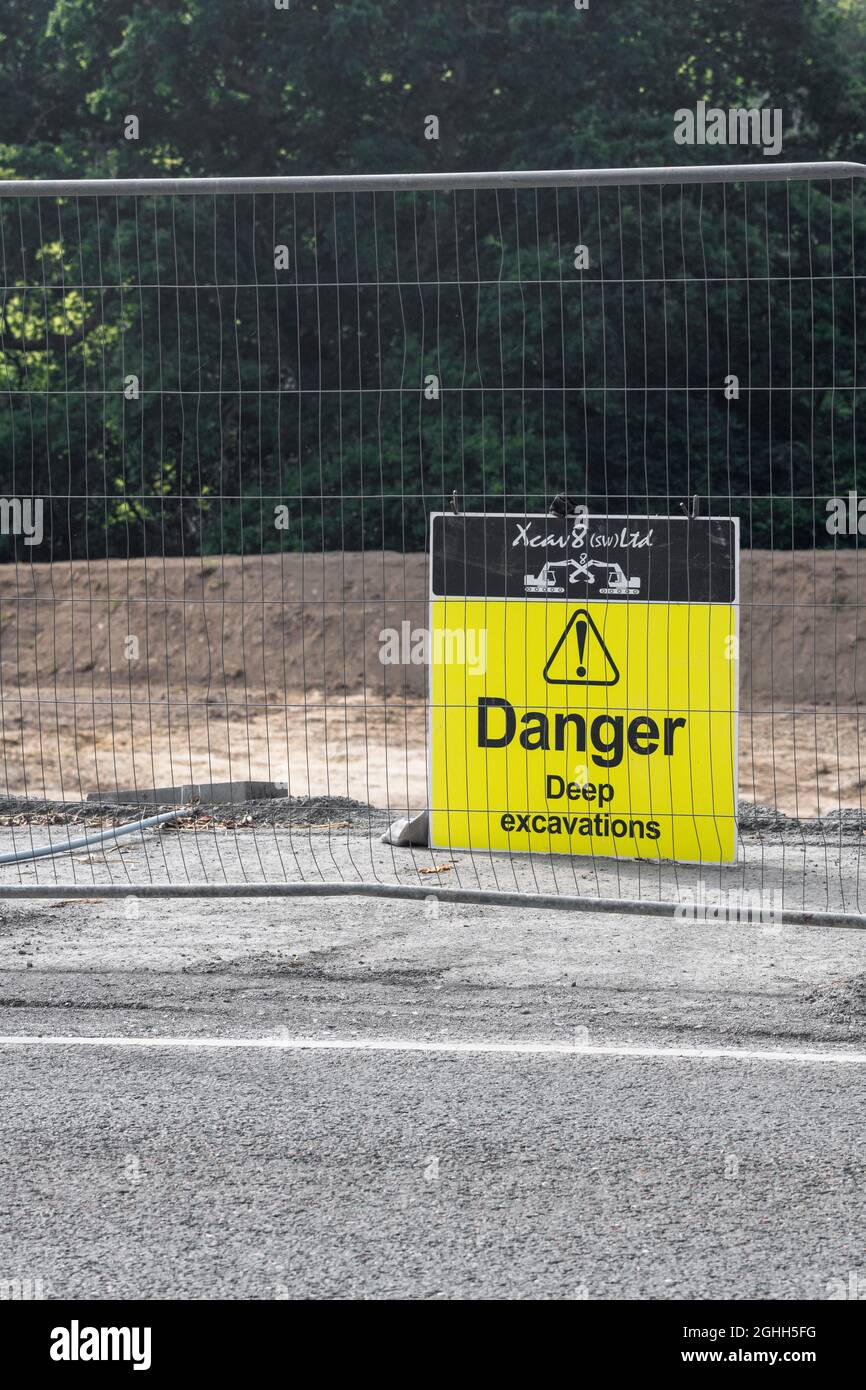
[[2, 549, 866, 816], [0, 687, 428, 813], [1, 690, 866, 818]]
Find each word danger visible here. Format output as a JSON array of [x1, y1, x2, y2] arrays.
[[477, 697, 687, 769]]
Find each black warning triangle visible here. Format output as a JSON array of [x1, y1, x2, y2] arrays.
[[543, 608, 619, 686]]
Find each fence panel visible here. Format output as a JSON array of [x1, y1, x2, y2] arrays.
[[0, 164, 864, 925]]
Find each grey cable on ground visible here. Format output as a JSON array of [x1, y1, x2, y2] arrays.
[[0, 808, 190, 866]]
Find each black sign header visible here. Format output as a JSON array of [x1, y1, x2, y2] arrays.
[[430, 513, 738, 605]]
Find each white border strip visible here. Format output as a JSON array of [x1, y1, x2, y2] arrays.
[[1, 1035, 866, 1065]]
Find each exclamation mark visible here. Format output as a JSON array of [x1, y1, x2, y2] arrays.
[[575, 619, 587, 678]]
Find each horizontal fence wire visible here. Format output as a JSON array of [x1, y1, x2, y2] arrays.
[[0, 162, 864, 924]]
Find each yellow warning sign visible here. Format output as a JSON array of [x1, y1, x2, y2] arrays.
[[429, 513, 739, 864]]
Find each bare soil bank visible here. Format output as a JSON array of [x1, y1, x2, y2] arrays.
[[0, 550, 864, 815], [0, 549, 863, 706]]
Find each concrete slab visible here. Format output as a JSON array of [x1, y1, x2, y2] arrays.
[[86, 780, 287, 806]]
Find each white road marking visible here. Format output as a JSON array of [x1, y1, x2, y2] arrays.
[[0, 1035, 865, 1065]]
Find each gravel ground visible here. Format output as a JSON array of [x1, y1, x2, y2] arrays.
[[0, 792, 392, 831], [2, 802, 866, 1300], [2, 792, 865, 842]]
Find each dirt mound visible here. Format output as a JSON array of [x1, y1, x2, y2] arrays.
[[0, 549, 862, 706], [0, 551, 427, 701], [739, 550, 866, 708], [1, 550, 864, 814]]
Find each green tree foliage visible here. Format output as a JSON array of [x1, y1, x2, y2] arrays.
[[0, 0, 865, 557]]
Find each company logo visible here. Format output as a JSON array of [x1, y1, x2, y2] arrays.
[[511, 518, 654, 553], [523, 556, 641, 596], [50, 1321, 152, 1372], [516, 516, 646, 597]]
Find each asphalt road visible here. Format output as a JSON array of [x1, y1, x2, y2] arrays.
[[2, 829, 866, 1300]]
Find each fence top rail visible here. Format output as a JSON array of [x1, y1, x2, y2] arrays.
[[0, 162, 864, 198]]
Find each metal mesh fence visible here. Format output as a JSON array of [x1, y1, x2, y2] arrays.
[[0, 163, 865, 924]]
